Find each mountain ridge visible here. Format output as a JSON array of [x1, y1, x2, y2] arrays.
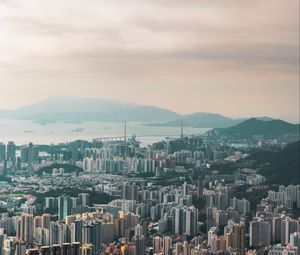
[[207, 117, 300, 139], [0, 96, 180, 123], [0, 97, 297, 128]]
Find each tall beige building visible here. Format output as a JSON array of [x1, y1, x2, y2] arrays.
[[16, 214, 34, 244]]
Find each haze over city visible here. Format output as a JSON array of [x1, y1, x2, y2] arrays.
[[0, 1, 300, 255]]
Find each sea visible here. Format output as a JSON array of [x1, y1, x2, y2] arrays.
[[0, 119, 209, 146]]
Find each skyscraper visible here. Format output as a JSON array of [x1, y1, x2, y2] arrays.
[[281, 217, 300, 245], [58, 195, 71, 221], [132, 224, 146, 255], [71, 220, 83, 244], [20, 143, 39, 166], [16, 214, 34, 244], [6, 141, 16, 163], [153, 236, 162, 253], [163, 236, 173, 255], [172, 206, 198, 237], [290, 232, 300, 255], [225, 222, 245, 255], [249, 216, 271, 248], [42, 214, 51, 229], [197, 176, 203, 197], [0, 143, 6, 162], [15, 241, 26, 255], [78, 193, 90, 207], [122, 182, 138, 201]]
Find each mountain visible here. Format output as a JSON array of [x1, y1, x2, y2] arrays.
[[0, 97, 289, 128], [145, 114, 277, 128], [246, 140, 300, 185], [207, 118, 300, 139], [0, 96, 180, 122], [147, 112, 241, 128]]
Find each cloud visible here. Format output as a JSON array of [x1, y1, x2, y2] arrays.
[[0, 0, 298, 121]]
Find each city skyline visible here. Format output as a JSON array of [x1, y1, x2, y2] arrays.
[[0, 1, 299, 254], [0, 0, 299, 121]]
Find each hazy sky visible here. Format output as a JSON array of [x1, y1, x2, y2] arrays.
[[0, 0, 299, 121]]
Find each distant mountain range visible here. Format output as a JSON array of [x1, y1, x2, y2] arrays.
[[0, 97, 297, 130], [146, 112, 275, 128], [147, 112, 237, 128], [0, 96, 180, 123], [207, 118, 300, 139]]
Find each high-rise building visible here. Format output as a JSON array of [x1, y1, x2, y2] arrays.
[[174, 242, 183, 255], [273, 215, 284, 243], [153, 236, 162, 253], [20, 143, 39, 165], [184, 207, 198, 237], [182, 241, 191, 255], [42, 214, 51, 229], [197, 176, 204, 197], [230, 197, 250, 215], [132, 224, 146, 255], [35, 227, 50, 246], [78, 193, 90, 207], [281, 217, 300, 245], [71, 220, 83, 244], [163, 236, 173, 255], [173, 206, 184, 235], [0, 143, 6, 162], [249, 216, 271, 248], [182, 182, 189, 196], [290, 232, 300, 255], [58, 195, 71, 221], [122, 183, 138, 201], [45, 197, 58, 210], [15, 241, 26, 255], [6, 141, 16, 163], [16, 214, 34, 244], [225, 222, 245, 255], [49, 223, 60, 245], [172, 206, 198, 237]]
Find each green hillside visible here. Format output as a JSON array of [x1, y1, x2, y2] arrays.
[[247, 140, 300, 185]]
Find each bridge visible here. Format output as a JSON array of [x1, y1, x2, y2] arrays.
[[92, 120, 192, 143], [92, 134, 182, 143]]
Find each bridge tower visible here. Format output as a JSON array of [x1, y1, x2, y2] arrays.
[[124, 120, 127, 159], [181, 120, 183, 138]]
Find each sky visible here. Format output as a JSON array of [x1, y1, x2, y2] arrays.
[[0, 0, 299, 122]]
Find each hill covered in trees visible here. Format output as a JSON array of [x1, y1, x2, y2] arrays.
[[247, 140, 300, 185], [36, 163, 84, 176], [207, 118, 299, 140]]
